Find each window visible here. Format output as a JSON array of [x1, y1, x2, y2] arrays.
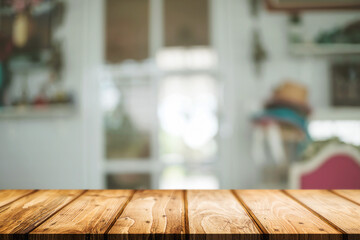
[[105, 0, 149, 63], [164, 0, 210, 47], [102, 0, 218, 189], [102, 78, 153, 160], [157, 47, 219, 189]]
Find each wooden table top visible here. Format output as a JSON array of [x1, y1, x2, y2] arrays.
[[0, 190, 359, 240]]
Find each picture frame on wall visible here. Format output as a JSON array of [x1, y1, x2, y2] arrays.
[[331, 62, 360, 106], [265, 0, 360, 11]]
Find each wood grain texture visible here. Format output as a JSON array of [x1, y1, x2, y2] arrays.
[[30, 190, 134, 240], [187, 190, 261, 240], [332, 190, 360, 205], [0, 189, 359, 240], [235, 190, 340, 240], [286, 190, 360, 240], [0, 190, 35, 208], [108, 190, 185, 240], [0, 190, 83, 240]]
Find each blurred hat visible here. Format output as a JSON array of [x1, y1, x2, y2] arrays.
[[266, 81, 311, 115]]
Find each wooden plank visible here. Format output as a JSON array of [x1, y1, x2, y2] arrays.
[[30, 190, 134, 240], [286, 190, 360, 240], [0, 190, 35, 208], [0, 190, 83, 240], [235, 190, 340, 240], [108, 190, 185, 240], [0, 189, 358, 240], [187, 190, 261, 240], [332, 190, 360, 205]]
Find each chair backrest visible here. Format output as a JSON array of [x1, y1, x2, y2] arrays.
[[290, 143, 360, 189]]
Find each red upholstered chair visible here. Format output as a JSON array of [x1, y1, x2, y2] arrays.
[[290, 143, 360, 189]]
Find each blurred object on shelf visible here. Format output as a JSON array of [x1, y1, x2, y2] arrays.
[[265, 0, 360, 11], [287, 14, 304, 44], [331, 62, 360, 106], [316, 20, 360, 44], [290, 140, 360, 189], [107, 173, 151, 189], [252, 30, 267, 76], [0, 0, 65, 55], [12, 12, 30, 48], [249, 0, 267, 78], [11, 89, 74, 107], [0, 0, 72, 115], [252, 81, 312, 188], [288, 18, 360, 56]]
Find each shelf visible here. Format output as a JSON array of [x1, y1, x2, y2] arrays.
[[0, 104, 77, 119], [0, 0, 62, 16], [289, 43, 360, 56], [310, 107, 360, 121]]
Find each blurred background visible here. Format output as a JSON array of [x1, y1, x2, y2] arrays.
[[0, 0, 360, 189]]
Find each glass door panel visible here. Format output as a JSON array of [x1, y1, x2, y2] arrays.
[[102, 79, 153, 160], [158, 74, 219, 164]]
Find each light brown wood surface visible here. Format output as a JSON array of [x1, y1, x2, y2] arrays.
[[0, 190, 83, 237], [235, 190, 340, 240], [187, 190, 261, 240], [0, 190, 35, 208], [0, 189, 359, 240], [108, 190, 185, 240], [30, 190, 133, 240], [332, 189, 360, 205], [286, 190, 360, 240]]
